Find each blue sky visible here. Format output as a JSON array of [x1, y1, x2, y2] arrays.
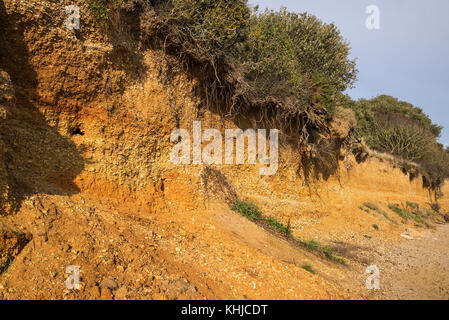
[[253, 0, 449, 145]]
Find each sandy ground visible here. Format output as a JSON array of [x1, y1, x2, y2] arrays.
[[371, 224, 449, 299], [211, 208, 449, 300], [1, 193, 448, 300]]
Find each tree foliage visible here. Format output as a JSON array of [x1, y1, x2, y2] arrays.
[[360, 95, 441, 137], [147, 0, 251, 64], [233, 8, 357, 120], [348, 94, 449, 193]]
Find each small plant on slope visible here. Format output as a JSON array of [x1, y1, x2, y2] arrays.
[[301, 265, 316, 274]]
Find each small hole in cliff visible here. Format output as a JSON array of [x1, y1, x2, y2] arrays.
[[70, 126, 85, 136], [160, 179, 165, 192]]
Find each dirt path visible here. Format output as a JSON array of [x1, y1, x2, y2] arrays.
[[372, 224, 449, 299]]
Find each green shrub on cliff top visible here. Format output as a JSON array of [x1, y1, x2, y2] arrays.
[[347, 94, 449, 192], [233, 8, 357, 120], [92, 1, 357, 142], [141, 0, 251, 64]]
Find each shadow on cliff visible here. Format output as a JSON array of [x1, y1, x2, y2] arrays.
[[0, 1, 84, 215]]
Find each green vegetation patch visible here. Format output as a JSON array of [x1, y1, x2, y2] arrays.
[[388, 204, 423, 224], [232, 199, 291, 235], [265, 216, 291, 235], [361, 202, 398, 225], [88, 0, 124, 24], [348, 95, 449, 196], [298, 239, 347, 265], [232, 199, 263, 221], [232, 199, 346, 265], [301, 264, 316, 274]]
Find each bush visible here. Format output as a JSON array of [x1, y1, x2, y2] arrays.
[[265, 216, 292, 235], [388, 204, 423, 224], [369, 95, 441, 136], [231, 199, 262, 221], [362, 202, 398, 224], [350, 96, 438, 161], [304, 239, 320, 251], [348, 95, 449, 192], [301, 264, 316, 274], [369, 121, 434, 162], [232, 199, 292, 235], [299, 240, 346, 265], [231, 200, 346, 264], [420, 144, 449, 193], [406, 201, 419, 210], [148, 0, 250, 64], [233, 8, 357, 126]]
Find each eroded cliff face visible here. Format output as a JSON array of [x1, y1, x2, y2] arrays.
[[0, 70, 13, 216], [0, 0, 447, 300]]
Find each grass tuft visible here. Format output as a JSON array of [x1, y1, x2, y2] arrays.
[[88, 0, 123, 26], [406, 201, 419, 209], [363, 202, 379, 211], [361, 202, 398, 224], [265, 216, 292, 235], [232, 199, 263, 221], [388, 204, 423, 224], [301, 265, 316, 274], [298, 240, 347, 265], [232, 199, 346, 265]]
